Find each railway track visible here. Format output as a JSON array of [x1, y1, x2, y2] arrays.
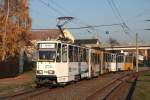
[[83, 72, 133, 100], [0, 86, 53, 100], [1, 70, 149, 100], [84, 70, 149, 100], [0, 72, 129, 100]]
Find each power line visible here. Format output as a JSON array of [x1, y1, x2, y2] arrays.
[[50, 0, 73, 16], [46, 1, 104, 37], [67, 24, 121, 29], [106, 0, 122, 25], [38, 0, 65, 16], [106, 0, 144, 42], [48, 1, 84, 28], [40, 0, 108, 40], [46, 1, 102, 39], [36, 0, 145, 43], [108, 0, 132, 31], [127, 9, 150, 22], [108, 0, 134, 41], [111, 0, 133, 32], [48, 1, 95, 30], [111, 0, 125, 22], [107, 0, 130, 33], [38, 0, 85, 29], [106, 0, 131, 40]]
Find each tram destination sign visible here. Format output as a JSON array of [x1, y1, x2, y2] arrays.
[[39, 43, 55, 49]]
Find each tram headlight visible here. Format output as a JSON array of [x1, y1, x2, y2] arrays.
[[48, 70, 55, 74], [36, 70, 43, 74]]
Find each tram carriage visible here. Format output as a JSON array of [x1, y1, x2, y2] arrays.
[[116, 53, 134, 71], [116, 53, 125, 71], [90, 49, 101, 77], [104, 52, 117, 72], [36, 41, 101, 85], [124, 55, 134, 71]]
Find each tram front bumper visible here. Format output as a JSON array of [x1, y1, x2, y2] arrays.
[[36, 75, 57, 84]]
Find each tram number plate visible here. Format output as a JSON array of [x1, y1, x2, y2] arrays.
[[44, 71, 48, 73]]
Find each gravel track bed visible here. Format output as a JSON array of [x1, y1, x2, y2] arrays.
[[21, 72, 129, 100]]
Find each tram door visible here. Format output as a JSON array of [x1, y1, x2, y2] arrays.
[[116, 54, 124, 71], [110, 54, 117, 72], [77, 47, 89, 79], [90, 50, 100, 77], [91, 53, 96, 77], [124, 56, 133, 70]]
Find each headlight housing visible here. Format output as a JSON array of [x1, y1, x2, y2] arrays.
[[48, 70, 55, 74], [36, 70, 43, 74]]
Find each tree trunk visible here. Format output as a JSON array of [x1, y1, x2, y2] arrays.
[[19, 48, 24, 73]]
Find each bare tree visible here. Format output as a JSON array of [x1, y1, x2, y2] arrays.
[[108, 37, 120, 47]]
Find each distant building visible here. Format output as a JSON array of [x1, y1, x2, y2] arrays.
[[25, 29, 103, 63], [25, 29, 75, 61], [104, 44, 150, 66], [74, 39, 101, 49], [29, 28, 75, 45]]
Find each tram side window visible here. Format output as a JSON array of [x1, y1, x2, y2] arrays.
[[96, 54, 98, 64], [126, 56, 132, 63], [97, 54, 100, 64], [111, 55, 113, 62], [106, 53, 108, 62], [86, 49, 89, 62], [91, 53, 96, 63], [95, 54, 97, 64], [69, 45, 73, 62], [117, 56, 119, 62], [111, 54, 116, 62], [91, 53, 93, 63], [62, 44, 67, 62], [116, 56, 119, 63], [119, 55, 124, 62], [129, 56, 133, 63], [78, 48, 81, 62], [83, 48, 86, 62], [99, 54, 101, 63], [74, 47, 78, 62], [106, 53, 111, 62], [104, 53, 107, 62], [94, 53, 96, 63], [81, 48, 84, 62], [56, 43, 61, 62], [116, 55, 119, 63]]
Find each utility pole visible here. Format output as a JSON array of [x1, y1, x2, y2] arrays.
[[136, 33, 139, 72]]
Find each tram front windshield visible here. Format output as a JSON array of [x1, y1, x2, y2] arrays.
[[39, 50, 56, 61]]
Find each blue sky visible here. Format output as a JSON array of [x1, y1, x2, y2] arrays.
[[29, 0, 150, 44]]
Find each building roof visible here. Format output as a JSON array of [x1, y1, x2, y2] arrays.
[[29, 29, 61, 41], [74, 39, 101, 49], [74, 39, 100, 44]]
